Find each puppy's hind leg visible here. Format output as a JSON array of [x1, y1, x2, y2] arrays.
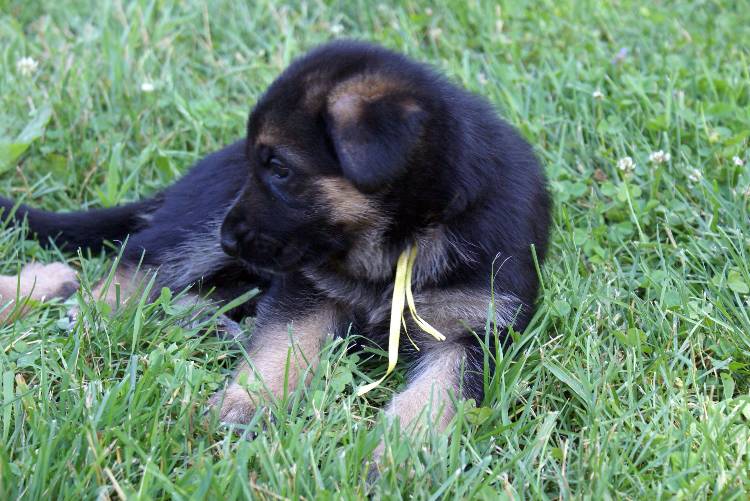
[[0, 262, 79, 323], [67, 264, 153, 322], [68, 262, 249, 346]]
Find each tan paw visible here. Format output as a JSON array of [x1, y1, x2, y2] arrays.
[[0, 262, 78, 323], [18, 262, 79, 300], [209, 384, 257, 424]]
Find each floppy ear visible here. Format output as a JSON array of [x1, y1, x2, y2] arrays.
[[327, 90, 424, 192]]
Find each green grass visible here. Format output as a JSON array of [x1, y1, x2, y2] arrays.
[[2, 0, 750, 498]]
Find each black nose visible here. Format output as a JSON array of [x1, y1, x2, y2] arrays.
[[220, 217, 250, 257], [220, 232, 239, 256]]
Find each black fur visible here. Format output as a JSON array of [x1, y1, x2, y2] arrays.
[[0, 196, 158, 253], [2, 41, 550, 420]]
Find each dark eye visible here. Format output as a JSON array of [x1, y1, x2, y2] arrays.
[[269, 158, 290, 179]]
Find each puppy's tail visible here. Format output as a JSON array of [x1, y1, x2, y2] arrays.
[[0, 195, 161, 253]]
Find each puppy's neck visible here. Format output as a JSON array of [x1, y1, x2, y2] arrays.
[[311, 223, 478, 289]]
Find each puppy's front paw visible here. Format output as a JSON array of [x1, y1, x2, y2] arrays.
[[209, 384, 256, 424]]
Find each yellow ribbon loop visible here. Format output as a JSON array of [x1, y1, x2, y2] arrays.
[[404, 245, 446, 342], [356, 244, 446, 397]]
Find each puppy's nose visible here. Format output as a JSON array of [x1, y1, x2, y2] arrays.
[[221, 215, 252, 257], [220, 232, 239, 256]]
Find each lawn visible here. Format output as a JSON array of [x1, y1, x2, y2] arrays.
[[1, 0, 749, 498]]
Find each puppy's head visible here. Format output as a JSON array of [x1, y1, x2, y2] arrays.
[[221, 41, 459, 274]]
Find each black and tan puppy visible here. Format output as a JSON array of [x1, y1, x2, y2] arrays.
[[1, 41, 550, 434]]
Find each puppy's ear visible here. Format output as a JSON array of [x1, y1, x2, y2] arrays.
[[327, 85, 424, 192]]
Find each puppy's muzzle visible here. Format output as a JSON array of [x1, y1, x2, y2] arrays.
[[221, 222, 283, 261], [220, 218, 248, 257]]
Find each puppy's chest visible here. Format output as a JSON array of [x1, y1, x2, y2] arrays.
[[324, 281, 458, 348], [304, 265, 388, 307], [303, 269, 390, 333], [304, 265, 485, 345]]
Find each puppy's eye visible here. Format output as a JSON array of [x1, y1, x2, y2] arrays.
[[269, 158, 290, 180]]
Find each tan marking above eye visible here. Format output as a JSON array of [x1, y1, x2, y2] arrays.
[[254, 124, 282, 147]]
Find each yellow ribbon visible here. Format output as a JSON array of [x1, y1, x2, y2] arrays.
[[356, 245, 446, 396]]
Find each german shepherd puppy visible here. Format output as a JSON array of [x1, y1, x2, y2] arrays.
[[1, 41, 550, 433]]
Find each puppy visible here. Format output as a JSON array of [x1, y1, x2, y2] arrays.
[[1, 41, 550, 435]]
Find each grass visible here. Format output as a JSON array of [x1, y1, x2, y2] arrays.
[[1, 0, 749, 498]]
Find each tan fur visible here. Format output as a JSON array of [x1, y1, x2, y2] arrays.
[[372, 345, 464, 467], [412, 226, 478, 286], [315, 177, 392, 281], [338, 224, 477, 284], [327, 74, 409, 125], [89, 267, 149, 308], [68, 266, 150, 321], [0, 262, 78, 323], [254, 124, 281, 147], [361, 287, 520, 348], [302, 78, 329, 112], [211, 304, 336, 423], [329, 92, 365, 126], [330, 73, 405, 104], [413, 289, 521, 341], [385, 344, 464, 431], [340, 225, 389, 281], [315, 177, 385, 229], [399, 98, 422, 115]]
